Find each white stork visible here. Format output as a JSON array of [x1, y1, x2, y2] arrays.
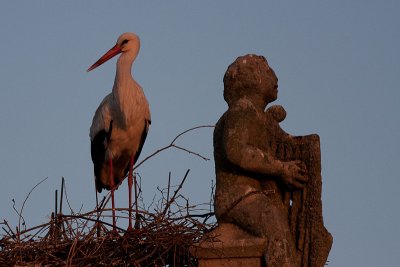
[[87, 32, 151, 231]]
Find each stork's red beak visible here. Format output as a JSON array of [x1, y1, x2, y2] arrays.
[[87, 44, 122, 72]]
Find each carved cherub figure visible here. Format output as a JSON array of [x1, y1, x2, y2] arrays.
[[214, 54, 308, 266]]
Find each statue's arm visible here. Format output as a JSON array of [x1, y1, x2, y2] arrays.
[[223, 109, 308, 188], [222, 110, 282, 176]]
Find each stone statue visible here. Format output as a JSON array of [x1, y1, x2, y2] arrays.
[[213, 54, 332, 266]]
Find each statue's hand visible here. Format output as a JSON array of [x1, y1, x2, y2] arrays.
[[281, 160, 308, 189]]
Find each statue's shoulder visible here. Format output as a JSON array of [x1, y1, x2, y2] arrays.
[[228, 98, 260, 113], [225, 99, 262, 121]]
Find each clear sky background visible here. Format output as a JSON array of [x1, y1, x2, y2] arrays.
[[0, 1, 399, 266]]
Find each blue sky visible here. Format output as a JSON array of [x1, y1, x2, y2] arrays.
[[1, 1, 399, 266]]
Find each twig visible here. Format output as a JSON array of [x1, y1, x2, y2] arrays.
[[170, 125, 215, 144], [60, 177, 65, 214], [162, 169, 190, 216], [172, 144, 210, 161], [210, 179, 215, 214], [11, 199, 24, 234], [55, 190, 58, 224], [166, 172, 171, 214], [62, 178, 75, 214], [134, 125, 214, 170], [2, 220, 17, 240], [18, 177, 48, 234]]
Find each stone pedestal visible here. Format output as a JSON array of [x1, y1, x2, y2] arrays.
[[191, 223, 268, 267]]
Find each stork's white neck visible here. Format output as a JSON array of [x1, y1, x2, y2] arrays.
[[115, 51, 137, 85], [112, 51, 140, 126]]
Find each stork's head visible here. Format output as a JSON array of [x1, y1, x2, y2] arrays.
[[87, 32, 140, 72]]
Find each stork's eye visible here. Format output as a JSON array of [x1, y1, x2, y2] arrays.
[[121, 39, 129, 45]]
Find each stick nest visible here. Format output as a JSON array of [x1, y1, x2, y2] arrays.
[[1, 213, 212, 266], [1, 126, 216, 266], [1, 172, 215, 266]]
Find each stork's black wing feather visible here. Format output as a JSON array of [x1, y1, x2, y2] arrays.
[[91, 120, 113, 193], [135, 118, 151, 163]]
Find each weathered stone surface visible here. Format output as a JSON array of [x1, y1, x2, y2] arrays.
[[197, 257, 263, 267], [191, 223, 267, 267], [210, 54, 332, 266]]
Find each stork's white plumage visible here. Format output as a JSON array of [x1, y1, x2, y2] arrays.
[[88, 32, 151, 231]]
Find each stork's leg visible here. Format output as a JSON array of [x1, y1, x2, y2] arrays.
[[109, 157, 117, 232], [127, 156, 134, 231], [94, 179, 101, 237]]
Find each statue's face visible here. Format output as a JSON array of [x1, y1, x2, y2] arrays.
[[259, 62, 279, 104]]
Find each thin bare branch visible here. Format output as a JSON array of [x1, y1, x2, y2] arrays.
[[162, 169, 190, 216], [18, 177, 48, 233], [170, 125, 215, 144], [134, 124, 214, 170], [171, 144, 210, 161]]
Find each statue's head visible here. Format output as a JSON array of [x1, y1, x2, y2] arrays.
[[223, 54, 278, 108]]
